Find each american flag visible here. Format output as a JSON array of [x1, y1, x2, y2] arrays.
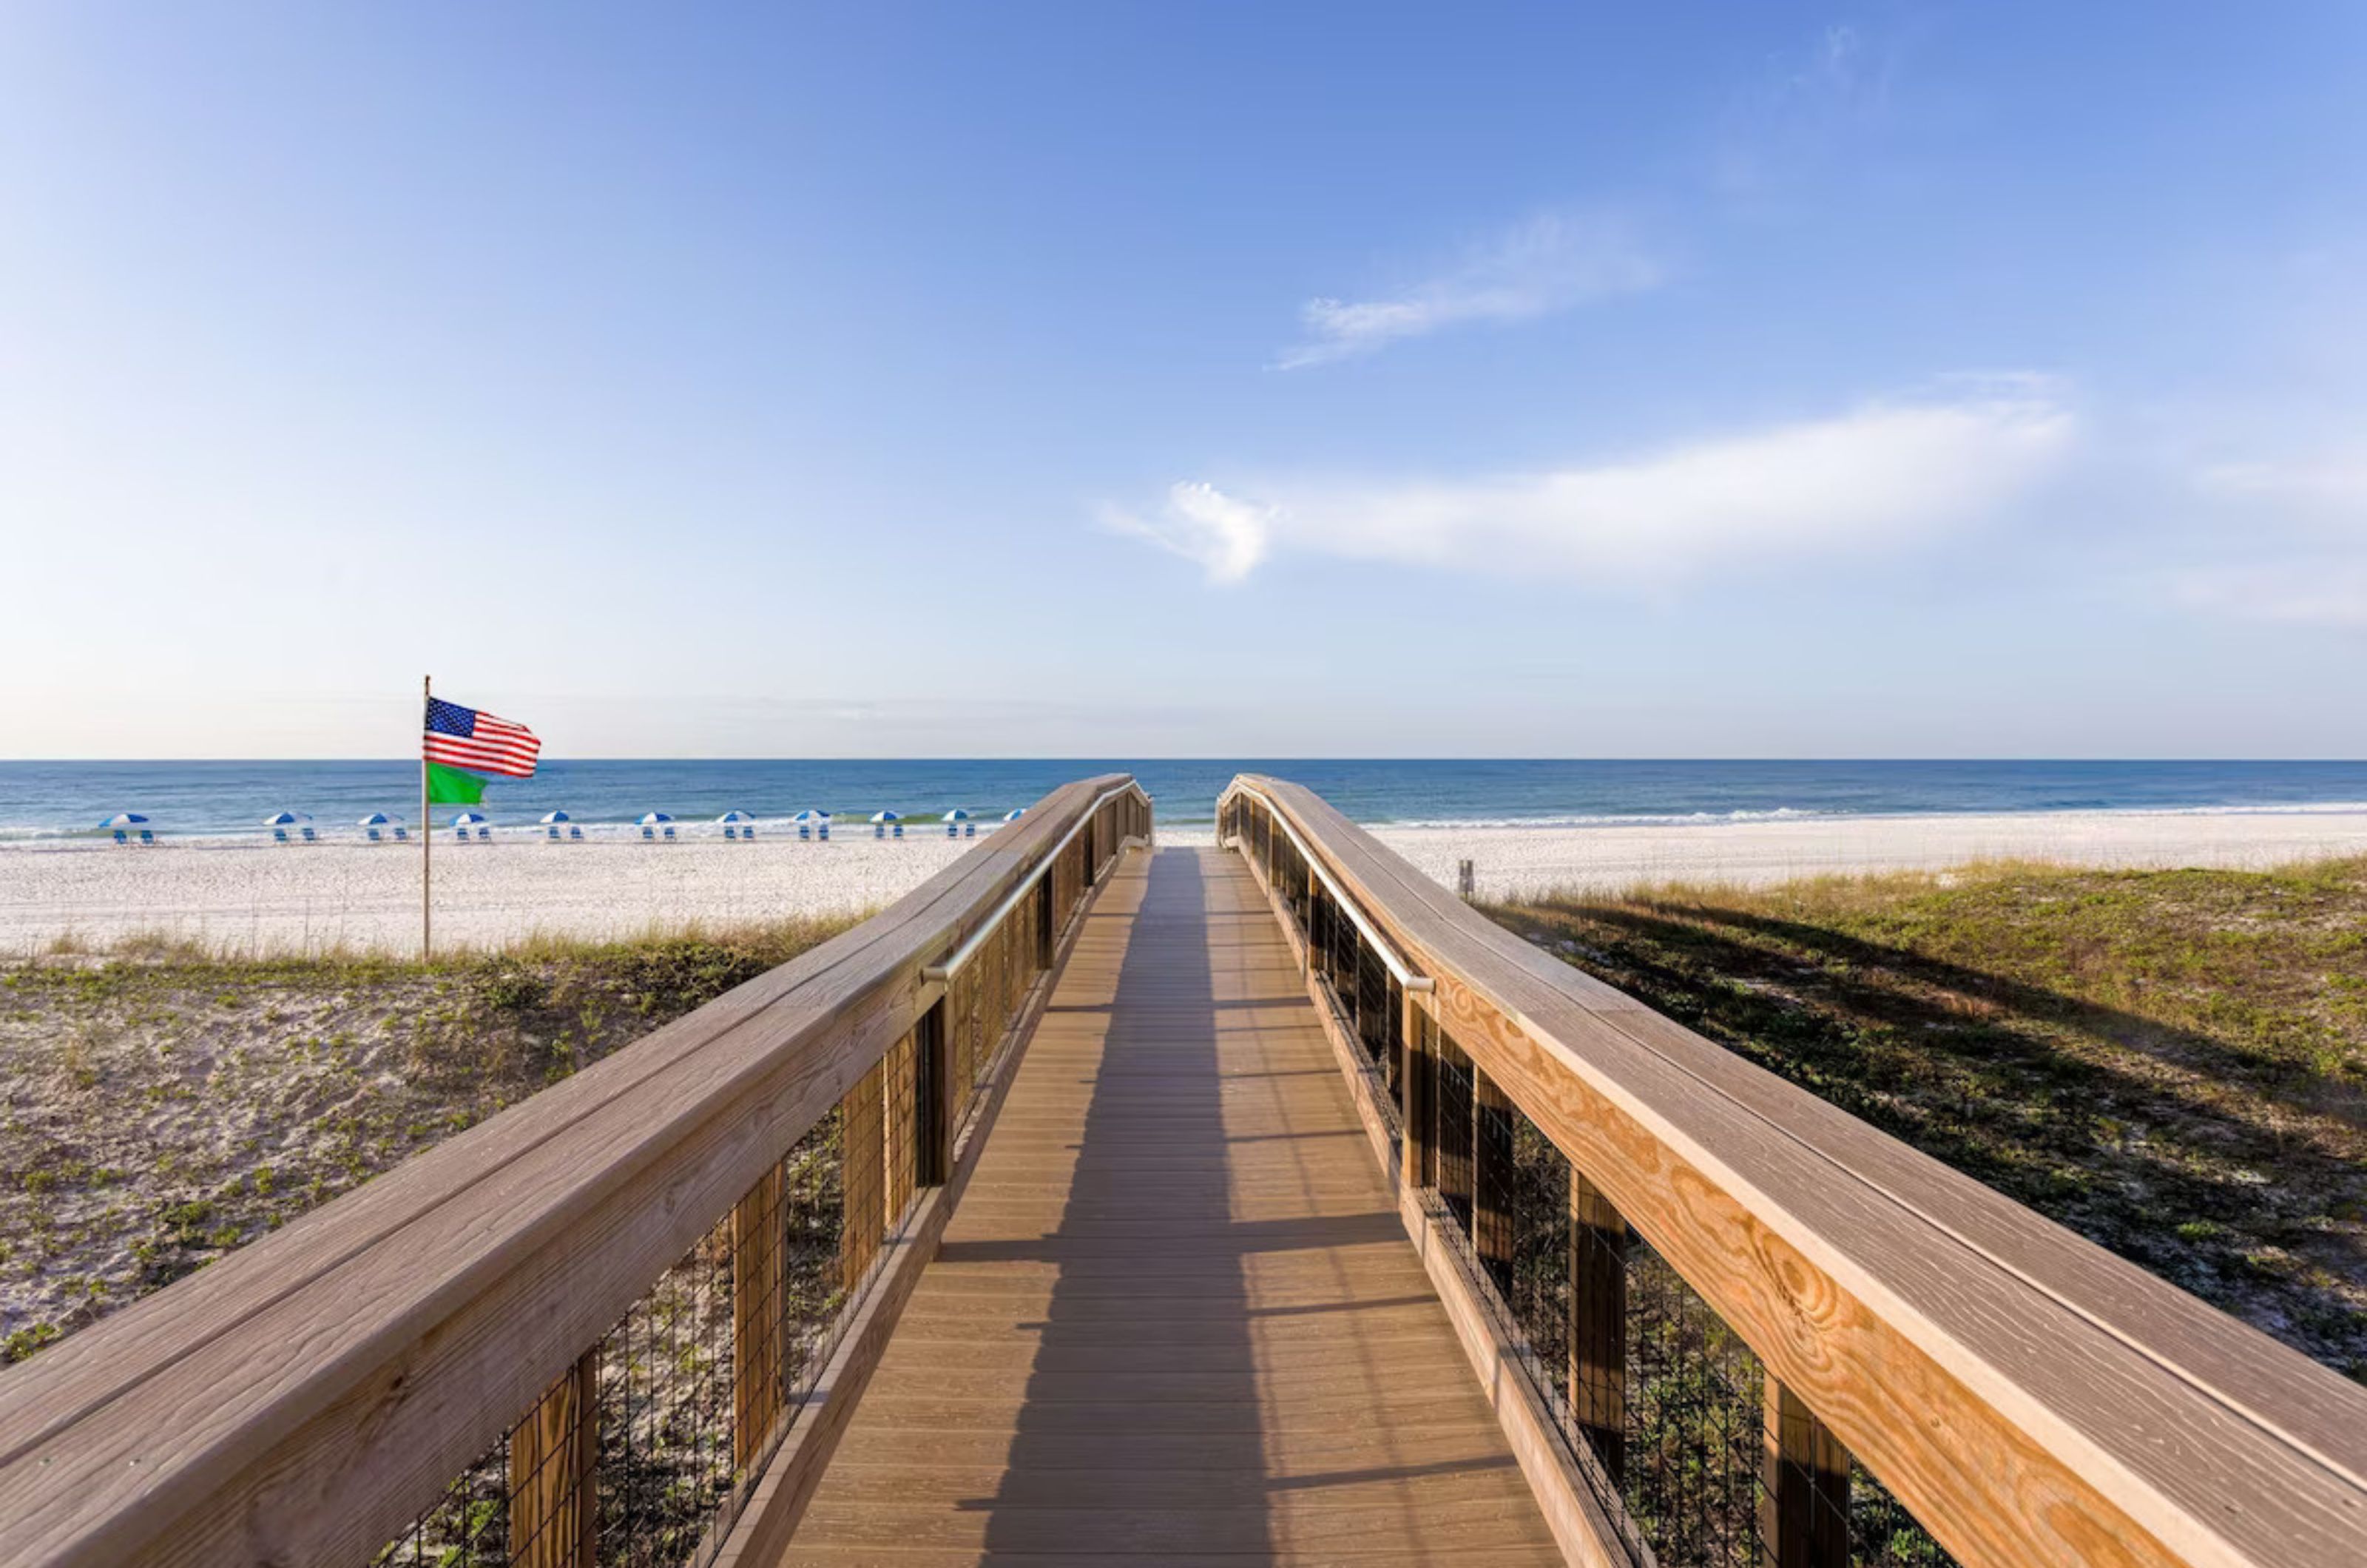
[[424, 697, 541, 779]]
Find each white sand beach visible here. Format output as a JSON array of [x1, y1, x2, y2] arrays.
[[6, 808, 2367, 956]]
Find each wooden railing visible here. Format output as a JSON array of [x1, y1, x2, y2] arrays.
[[1218, 774, 2367, 1568], [0, 776, 1153, 1568]]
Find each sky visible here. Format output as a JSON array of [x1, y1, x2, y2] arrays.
[[2, 2, 2365, 759]]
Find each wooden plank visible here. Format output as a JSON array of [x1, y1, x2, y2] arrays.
[[1567, 1172, 1627, 1489], [1232, 774, 2367, 1568], [733, 1167, 786, 1472], [1471, 1069, 1515, 1297], [840, 1062, 885, 1288], [0, 777, 1149, 1568], [773, 849, 1562, 1566], [1763, 1378, 1850, 1568], [507, 1351, 596, 1568], [708, 834, 1132, 1568]]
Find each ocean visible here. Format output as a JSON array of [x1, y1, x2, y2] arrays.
[[5, 759, 2367, 844]]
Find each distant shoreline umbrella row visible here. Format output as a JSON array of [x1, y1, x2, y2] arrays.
[[93, 807, 1022, 845]]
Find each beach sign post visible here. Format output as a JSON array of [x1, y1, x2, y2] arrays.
[[419, 677, 544, 959]]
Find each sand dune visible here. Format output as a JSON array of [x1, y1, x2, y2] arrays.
[[6, 808, 2366, 956]]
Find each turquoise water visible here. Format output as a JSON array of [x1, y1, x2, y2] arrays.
[[5, 759, 2367, 842]]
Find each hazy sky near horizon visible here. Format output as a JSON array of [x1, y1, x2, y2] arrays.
[[4, 3, 2366, 759]]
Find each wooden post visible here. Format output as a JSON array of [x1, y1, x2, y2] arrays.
[[732, 1166, 785, 1470], [884, 1030, 916, 1222], [1401, 996, 1432, 1194], [1763, 1378, 1851, 1568], [1570, 1169, 1628, 1487], [1472, 1068, 1516, 1294], [507, 1350, 597, 1568], [916, 999, 950, 1186], [840, 1062, 886, 1289]]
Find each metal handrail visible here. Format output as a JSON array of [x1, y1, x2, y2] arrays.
[[922, 780, 1151, 982], [1218, 781, 1433, 993]]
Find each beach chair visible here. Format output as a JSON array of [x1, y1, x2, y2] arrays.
[[475, 824, 491, 842], [138, 828, 155, 846], [393, 825, 408, 842], [364, 824, 383, 844], [109, 827, 128, 846], [964, 822, 975, 838], [723, 822, 739, 842], [742, 822, 756, 840], [663, 822, 676, 842], [797, 820, 811, 841], [453, 824, 470, 843], [299, 825, 317, 844], [640, 822, 655, 842], [818, 819, 829, 840], [271, 825, 291, 845], [569, 824, 584, 841]]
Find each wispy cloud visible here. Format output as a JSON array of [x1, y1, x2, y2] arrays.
[[2170, 563, 2367, 627], [1109, 384, 2075, 586], [2198, 454, 2367, 515], [1715, 23, 1898, 198], [2171, 442, 2367, 626], [1275, 212, 1661, 369]]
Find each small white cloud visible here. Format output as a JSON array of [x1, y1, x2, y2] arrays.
[[1101, 481, 1276, 584], [1276, 212, 1661, 369], [1115, 386, 2074, 587]]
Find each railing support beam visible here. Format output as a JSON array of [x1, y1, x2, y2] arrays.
[[1569, 1169, 1627, 1490], [507, 1349, 598, 1568], [1764, 1378, 1851, 1568]]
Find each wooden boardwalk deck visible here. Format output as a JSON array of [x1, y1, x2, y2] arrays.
[[777, 846, 1559, 1566]]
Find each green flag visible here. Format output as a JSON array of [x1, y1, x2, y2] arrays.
[[425, 763, 486, 805]]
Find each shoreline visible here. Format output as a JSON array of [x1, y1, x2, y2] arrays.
[[5, 805, 2366, 955]]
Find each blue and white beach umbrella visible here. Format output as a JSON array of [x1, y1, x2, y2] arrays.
[[637, 811, 673, 826], [943, 808, 973, 838], [100, 813, 150, 828], [541, 811, 572, 825], [870, 810, 902, 823], [359, 812, 396, 826], [263, 811, 311, 827], [794, 808, 828, 840], [452, 812, 489, 827], [717, 811, 753, 824], [1002, 808, 1027, 822]]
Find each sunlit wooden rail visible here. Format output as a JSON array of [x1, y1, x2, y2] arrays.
[[2, 771, 2363, 1568]]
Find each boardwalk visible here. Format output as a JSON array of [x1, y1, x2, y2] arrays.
[[780, 846, 1559, 1564]]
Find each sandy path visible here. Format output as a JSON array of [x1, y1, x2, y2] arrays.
[[8, 808, 2367, 954]]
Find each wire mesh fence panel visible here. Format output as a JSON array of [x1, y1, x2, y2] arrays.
[[376, 1434, 512, 1565], [1623, 1237, 1767, 1568], [1433, 1033, 1475, 1236]]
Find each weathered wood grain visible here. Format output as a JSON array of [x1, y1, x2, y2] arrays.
[[1226, 774, 2367, 1568], [774, 848, 1562, 1567], [0, 777, 1149, 1568]]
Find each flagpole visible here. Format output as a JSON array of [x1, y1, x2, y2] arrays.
[[421, 673, 432, 962]]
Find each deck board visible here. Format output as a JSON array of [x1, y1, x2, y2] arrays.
[[775, 847, 1559, 1565]]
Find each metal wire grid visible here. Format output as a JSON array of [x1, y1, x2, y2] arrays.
[[383, 861, 1084, 1568], [1419, 1022, 1955, 1568]]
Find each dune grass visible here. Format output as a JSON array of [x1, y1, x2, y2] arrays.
[[1489, 855, 2367, 1381], [0, 916, 857, 1362]]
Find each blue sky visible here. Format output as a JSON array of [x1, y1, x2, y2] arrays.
[[3, 3, 2364, 757]]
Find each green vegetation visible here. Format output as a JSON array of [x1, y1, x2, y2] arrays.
[[1491, 856, 2367, 1382], [0, 919, 852, 1362]]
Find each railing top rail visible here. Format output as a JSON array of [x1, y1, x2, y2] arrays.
[[0, 773, 1143, 1568], [1217, 779, 1431, 992], [923, 779, 1151, 982], [1225, 771, 2367, 1568]]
